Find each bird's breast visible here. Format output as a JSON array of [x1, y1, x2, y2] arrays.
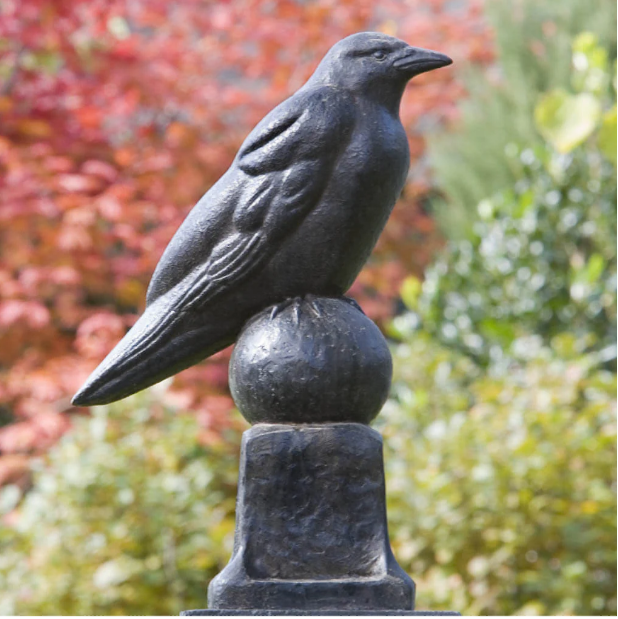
[[269, 108, 410, 296]]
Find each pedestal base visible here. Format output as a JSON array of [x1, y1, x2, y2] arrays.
[[182, 610, 460, 616], [206, 423, 415, 612]]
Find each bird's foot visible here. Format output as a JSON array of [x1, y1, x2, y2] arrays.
[[269, 294, 325, 324], [341, 296, 365, 315], [304, 294, 324, 317], [270, 296, 304, 325], [269, 295, 362, 322], [270, 298, 294, 320]]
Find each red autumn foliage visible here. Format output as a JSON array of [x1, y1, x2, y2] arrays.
[[0, 0, 492, 480]]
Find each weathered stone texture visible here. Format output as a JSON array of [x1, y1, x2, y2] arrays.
[[207, 423, 414, 611]]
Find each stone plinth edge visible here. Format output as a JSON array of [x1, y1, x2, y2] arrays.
[[181, 610, 460, 616]]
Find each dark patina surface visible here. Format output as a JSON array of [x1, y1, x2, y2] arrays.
[[181, 611, 459, 616], [70, 31, 455, 616], [207, 424, 414, 611], [72, 32, 451, 408], [229, 297, 392, 425]]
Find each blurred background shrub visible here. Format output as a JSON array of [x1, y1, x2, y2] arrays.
[[0, 0, 616, 615], [429, 0, 617, 236], [417, 29, 616, 366], [382, 331, 615, 616], [0, 395, 240, 615]]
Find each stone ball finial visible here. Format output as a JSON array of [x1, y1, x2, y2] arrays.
[[229, 296, 392, 425]]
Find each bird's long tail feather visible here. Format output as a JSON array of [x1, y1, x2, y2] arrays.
[[71, 297, 234, 406]]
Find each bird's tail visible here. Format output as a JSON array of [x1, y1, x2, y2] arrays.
[[71, 298, 234, 406]]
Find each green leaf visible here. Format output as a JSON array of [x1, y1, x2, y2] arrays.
[[400, 276, 422, 310], [513, 189, 535, 218], [571, 32, 609, 95], [572, 32, 608, 71], [535, 89, 601, 153], [598, 106, 617, 164], [584, 253, 605, 283]]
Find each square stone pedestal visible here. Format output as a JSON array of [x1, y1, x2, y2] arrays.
[[183, 423, 458, 615]]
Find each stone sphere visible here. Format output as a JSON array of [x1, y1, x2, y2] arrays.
[[229, 296, 392, 425]]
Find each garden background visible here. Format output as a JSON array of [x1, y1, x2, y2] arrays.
[[0, 0, 616, 615]]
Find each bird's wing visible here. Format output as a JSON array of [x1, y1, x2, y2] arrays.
[[104, 88, 355, 373], [147, 86, 355, 312], [72, 88, 356, 406]]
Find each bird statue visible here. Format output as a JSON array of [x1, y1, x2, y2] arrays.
[[72, 32, 452, 407]]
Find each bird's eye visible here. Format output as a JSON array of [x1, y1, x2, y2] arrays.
[[372, 50, 387, 61]]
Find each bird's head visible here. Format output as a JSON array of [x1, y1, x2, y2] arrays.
[[311, 32, 452, 111]]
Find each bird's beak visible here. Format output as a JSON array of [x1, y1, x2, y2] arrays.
[[393, 46, 453, 77]]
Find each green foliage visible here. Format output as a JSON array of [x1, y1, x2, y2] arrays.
[[412, 33, 617, 366], [535, 90, 601, 153], [379, 331, 617, 616], [535, 32, 613, 154], [415, 141, 617, 366], [598, 106, 617, 164], [385, 12, 617, 616], [429, 0, 617, 237], [0, 396, 241, 615]]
